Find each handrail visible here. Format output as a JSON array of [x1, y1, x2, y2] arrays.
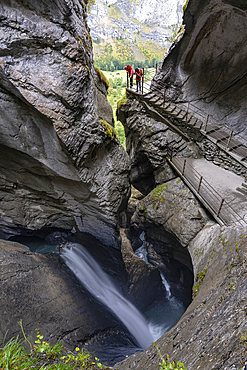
[[126, 69, 247, 153], [166, 144, 246, 226]]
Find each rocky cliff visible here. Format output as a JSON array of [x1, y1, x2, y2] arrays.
[[0, 0, 132, 349], [0, 0, 130, 244], [154, 0, 247, 136], [114, 0, 247, 368], [88, 0, 184, 47]]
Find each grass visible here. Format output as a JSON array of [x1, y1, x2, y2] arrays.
[[0, 322, 110, 370], [153, 343, 187, 369]]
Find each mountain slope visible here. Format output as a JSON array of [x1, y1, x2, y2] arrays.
[[88, 0, 185, 65]]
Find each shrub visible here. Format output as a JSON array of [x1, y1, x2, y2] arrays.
[[153, 343, 188, 369]]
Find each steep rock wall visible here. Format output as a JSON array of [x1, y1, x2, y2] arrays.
[[0, 0, 130, 242], [88, 0, 184, 46], [117, 86, 247, 369], [154, 0, 247, 136]]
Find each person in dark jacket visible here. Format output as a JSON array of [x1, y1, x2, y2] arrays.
[[124, 64, 134, 88], [135, 67, 142, 92]]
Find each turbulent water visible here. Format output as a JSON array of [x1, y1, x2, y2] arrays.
[[61, 243, 153, 349], [11, 235, 186, 365], [60, 242, 185, 364]]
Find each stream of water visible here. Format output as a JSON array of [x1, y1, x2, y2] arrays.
[[11, 235, 186, 365], [60, 242, 185, 364], [61, 243, 153, 349]]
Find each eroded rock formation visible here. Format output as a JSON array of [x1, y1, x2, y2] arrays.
[[0, 0, 131, 349], [0, 239, 129, 352], [0, 0, 130, 242], [154, 0, 247, 136]]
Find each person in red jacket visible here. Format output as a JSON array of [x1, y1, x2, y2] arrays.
[[135, 67, 142, 93], [124, 64, 134, 88]]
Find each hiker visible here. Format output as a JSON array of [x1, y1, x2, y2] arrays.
[[135, 67, 142, 93], [124, 64, 134, 88]]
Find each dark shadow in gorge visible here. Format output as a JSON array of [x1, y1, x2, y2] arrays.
[[9, 226, 194, 365], [129, 227, 194, 309]]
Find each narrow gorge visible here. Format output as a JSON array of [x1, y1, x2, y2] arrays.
[[0, 1, 246, 369]]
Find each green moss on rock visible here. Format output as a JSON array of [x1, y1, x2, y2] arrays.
[[100, 119, 118, 139]]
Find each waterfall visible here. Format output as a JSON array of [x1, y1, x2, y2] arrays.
[[61, 243, 154, 349]]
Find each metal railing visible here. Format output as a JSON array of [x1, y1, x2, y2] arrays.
[[126, 68, 247, 158], [167, 145, 247, 226]]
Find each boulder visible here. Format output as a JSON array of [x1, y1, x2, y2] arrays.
[[131, 179, 210, 248], [120, 228, 164, 313]]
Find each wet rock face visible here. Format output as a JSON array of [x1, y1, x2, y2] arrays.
[[120, 229, 165, 313], [154, 0, 247, 136], [114, 225, 247, 370], [0, 1, 130, 241]]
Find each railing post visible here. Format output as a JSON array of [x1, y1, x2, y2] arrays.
[[182, 159, 186, 175], [170, 146, 173, 160], [204, 114, 209, 131], [217, 198, 224, 217], [186, 102, 190, 120], [142, 68, 144, 94], [226, 131, 233, 148], [162, 89, 166, 106], [126, 73, 129, 88], [198, 176, 203, 193]]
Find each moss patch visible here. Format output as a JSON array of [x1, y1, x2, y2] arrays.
[[100, 120, 118, 139], [193, 266, 208, 299], [117, 91, 128, 110], [147, 183, 167, 210], [95, 67, 109, 89]]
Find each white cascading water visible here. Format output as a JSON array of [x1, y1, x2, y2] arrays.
[[61, 243, 154, 349]]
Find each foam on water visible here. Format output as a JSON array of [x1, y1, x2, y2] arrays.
[[61, 243, 154, 349]]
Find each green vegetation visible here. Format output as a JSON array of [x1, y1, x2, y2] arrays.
[[192, 267, 208, 299], [95, 67, 109, 89], [116, 91, 128, 111], [153, 343, 187, 369], [103, 73, 126, 148], [93, 39, 163, 71], [183, 0, 189, 13], [86, 0, 96, 13], [147, 184, 167, 209], [100, 119, 118, 139], [0, 321, 108, 369], [240, 331, 247, 350]]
